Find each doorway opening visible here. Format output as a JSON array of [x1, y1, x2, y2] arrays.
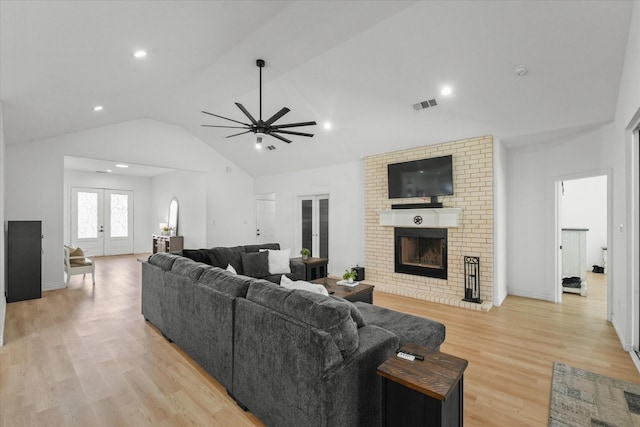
[[556, 174, 609, 316]]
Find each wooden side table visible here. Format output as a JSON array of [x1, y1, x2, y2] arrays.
[[152, 234, 184, 254], [377, 343, 468, 427], [290, 256, 329, 280]]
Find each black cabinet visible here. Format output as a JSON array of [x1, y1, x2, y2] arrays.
[[6, 221, 42, 302]]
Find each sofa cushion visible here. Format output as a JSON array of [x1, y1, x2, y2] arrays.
[[208, 246, 245, 274], [280, 274, 328, 296], [241, 251, 270, 278], [182, 249, 211, 265], [247, 281, 359, 357], [148, 253, 182, 271], [171, 257, 208, 281], [261, 248, 291, 274], [198, 267, 252, 298], [331, 295, 366, 328], [244, 243, 280, 253], [354, 302, 445, 350]]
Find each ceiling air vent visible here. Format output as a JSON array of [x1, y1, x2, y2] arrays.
[[267, 145, 277, 151], [413, 98, 438, 111]]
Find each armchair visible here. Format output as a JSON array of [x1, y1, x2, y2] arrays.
[[64, 245, 95, 285]]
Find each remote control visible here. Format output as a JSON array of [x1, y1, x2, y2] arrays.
[[396, 352, 415, 361], [398, 349, 424, 361]]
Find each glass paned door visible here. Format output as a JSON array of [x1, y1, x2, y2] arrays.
[[71, 187, 134, 256], [299, 194, 329, 259]]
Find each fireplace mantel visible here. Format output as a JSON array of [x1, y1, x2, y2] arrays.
[[378, 208, 463, 228]]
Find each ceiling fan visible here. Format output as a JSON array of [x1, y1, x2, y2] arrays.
[[202, 59, 316, 148]]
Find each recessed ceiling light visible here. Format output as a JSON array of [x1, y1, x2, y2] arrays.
[[92, 105, 104, 112], [323, 122, 332, 130], [115, 164, 129, 168], [441, 86, 452, 96], [106, 169, 112, 173], [133, 50, 147, 58]]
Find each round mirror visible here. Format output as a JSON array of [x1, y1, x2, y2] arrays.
[[168, 197, 179, 236]]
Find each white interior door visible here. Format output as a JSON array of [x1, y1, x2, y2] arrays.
[[71, 187, 134, 256], [298, 194, 329, 258], [256, 199, 276, 244], [104, 190, 134, 255]]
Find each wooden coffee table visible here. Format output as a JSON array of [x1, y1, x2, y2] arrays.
[[312, 276, 374, 304]]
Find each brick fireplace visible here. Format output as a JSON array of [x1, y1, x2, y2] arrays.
[[364, 135, 494, 311], [394, 227, 448, 279]]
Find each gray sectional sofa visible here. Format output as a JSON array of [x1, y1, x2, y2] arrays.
[[141, 244, 446, 427]]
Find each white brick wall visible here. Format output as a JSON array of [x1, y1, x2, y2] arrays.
[[364, 136, 494, 311]]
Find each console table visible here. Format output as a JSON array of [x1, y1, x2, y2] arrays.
[[152, 234, 184, 254], [290, 256, 328, 280], [377, 343, 468, 427]]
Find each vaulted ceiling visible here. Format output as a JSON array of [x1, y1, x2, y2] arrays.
[[0, 1, 634, 176]]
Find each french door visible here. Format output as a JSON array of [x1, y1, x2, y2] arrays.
[[71, 187, 134, 256], [299, 194, 329, 258]]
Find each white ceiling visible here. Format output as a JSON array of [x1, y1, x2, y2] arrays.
[[0, 1, 634, 176]]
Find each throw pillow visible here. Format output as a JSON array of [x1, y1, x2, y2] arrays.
[[240, 251, 270, 278], [69, 246, 85, 266], [280, 275, 329, 296], [226, 264, 237, 274], [260, 248, 291, 275]]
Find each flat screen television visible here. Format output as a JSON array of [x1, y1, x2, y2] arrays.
[[387, 155, 453, 199]]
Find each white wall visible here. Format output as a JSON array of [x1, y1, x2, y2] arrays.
[[506, 126, 611, 301], [0, 101, 5, 347], [616, 0, 640, 351], [63, 170, 153, 256], [493, 138, 508, 306], [5, 119, 255, 290], [254, 160, 365, 277], [561, 176, 607, 268], [151, 170, 207, 250]]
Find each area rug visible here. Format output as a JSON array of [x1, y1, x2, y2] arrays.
[[549, 361, 640, 426]]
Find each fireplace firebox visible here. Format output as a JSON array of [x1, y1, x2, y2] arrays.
[[394, 227, 447, 279]]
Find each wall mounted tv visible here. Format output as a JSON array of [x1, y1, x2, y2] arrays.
[[387, 155, 453, 199]]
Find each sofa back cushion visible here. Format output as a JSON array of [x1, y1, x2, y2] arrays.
[[198, 267, 252, 298], [243, 243, 280, 253], [148, 253, 182, 271], [207, 246, 245, 274], [182, 249, 211, 265], [171, 257, 208, 281], [241, 251, 270, 279], [246, 281, 359, 357]]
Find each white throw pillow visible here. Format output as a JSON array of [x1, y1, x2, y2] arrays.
[[226, 264, 237, 274], [280, 275, 329, 296], [260, 248, 291, 275]]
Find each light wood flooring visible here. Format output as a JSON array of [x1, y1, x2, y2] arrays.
[[1, 255, 637, 426]]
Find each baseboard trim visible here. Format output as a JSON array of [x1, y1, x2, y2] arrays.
[[506, 288, 550, 301], [42, 282, 67, 292], [611, 314, 632, 351], [631, 350, 640, 374], [0, 295, 5, 347]]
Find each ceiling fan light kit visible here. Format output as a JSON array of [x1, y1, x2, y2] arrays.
[[202, 59, 317, 148]]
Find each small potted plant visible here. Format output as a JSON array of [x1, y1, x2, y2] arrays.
[[343, 268, 357, 284], [161, 225, 173, 236], [300, 248, 311, 260]]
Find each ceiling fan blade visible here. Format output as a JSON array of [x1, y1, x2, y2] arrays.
[[202, 110, 250, 126], [269, 133, 292, 144], [235, 103, 258, 125], [201, 125, 252, 129], [270, 121, 317, 129], [264, 107, 290, 126], [275, 130, 314, 138], [226, 130, 253, 138]]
